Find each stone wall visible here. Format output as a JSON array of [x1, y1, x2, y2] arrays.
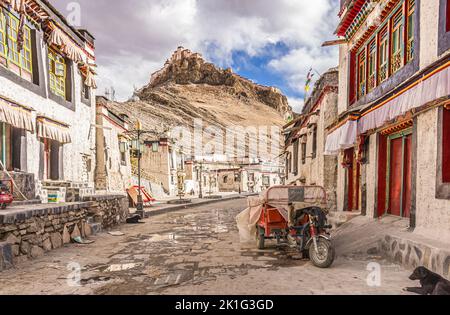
[[379, 234, 450, 280], [0, 195, 129, 271], [0, 203, 90, 269], [83, 195, 129, 229]]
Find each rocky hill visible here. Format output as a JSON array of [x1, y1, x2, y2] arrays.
[[107, 47, 292, 158]]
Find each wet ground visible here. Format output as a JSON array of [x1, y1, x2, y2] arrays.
[[0, 198, 415, 295]]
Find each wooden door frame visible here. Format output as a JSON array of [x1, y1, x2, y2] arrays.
[[385, 128, 412, 217]]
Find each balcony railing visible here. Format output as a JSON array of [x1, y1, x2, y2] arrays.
[[407, 39, 414, 63], [379, 63, 388, 83], [358, 81, 366, 98], [368, 74, 376, 92], [391, 52, 403, 74]]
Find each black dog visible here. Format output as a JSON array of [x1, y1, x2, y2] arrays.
[[404, 266, 450, 295]]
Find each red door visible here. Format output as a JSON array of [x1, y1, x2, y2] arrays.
[[402, 135, 412, 218], [344, 148, 359, 211], [387, 133, 412, 218], [388, 138, 403, 216]]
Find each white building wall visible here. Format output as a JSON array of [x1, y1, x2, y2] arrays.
[[415, 109, 450, 241], [365, 133, 378, 219], [102, 118, 132, 193], [338, 44, 349, 115], [0, 35, 96, 187], [419, 0, 440, 68]]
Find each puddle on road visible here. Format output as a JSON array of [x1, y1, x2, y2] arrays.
[[92, 205, 310, 294], [145, 233, 178, 243], [103, 263, 142, 272], [213, 224, 229, 233]]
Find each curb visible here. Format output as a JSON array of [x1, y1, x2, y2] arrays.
[[145, 194, 257, 217]]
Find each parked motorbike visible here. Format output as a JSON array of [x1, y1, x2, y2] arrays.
[[289, 206, 335, 268]]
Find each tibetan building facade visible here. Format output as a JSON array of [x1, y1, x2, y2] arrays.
[[0, 0, 97, 202], [284, 68, 339, 210], [326, 0, 450, 240], [95, 96, 132, 194]]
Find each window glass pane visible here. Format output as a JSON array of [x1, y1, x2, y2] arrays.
[[48, 49, 66, 98]]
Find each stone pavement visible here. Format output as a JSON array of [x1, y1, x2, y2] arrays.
[[132, 192, 257, 217], [0, 198, 416, 295]]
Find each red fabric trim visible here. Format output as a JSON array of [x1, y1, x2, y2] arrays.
[[443, 107, 450, 183], [337, 0, 366, 36]]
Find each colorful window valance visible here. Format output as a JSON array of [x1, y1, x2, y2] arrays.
[[0, 0, 25, 13], [79, 63, 97, 89], [324, 120, 358, 156], [0, 96, 34, 132], [46, 22, 84, 64], [37, 116, 71, 144], [358, 62, 450, 135]]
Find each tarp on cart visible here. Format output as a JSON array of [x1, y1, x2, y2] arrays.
[[236, 186, 328, 243]]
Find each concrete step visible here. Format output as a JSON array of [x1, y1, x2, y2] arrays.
[[328, 211, 361, 229], [12, 199, 42, 207]]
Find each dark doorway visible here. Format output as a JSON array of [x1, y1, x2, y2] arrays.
[[43, 138, 62, 180], [385, 129, 412, 218]]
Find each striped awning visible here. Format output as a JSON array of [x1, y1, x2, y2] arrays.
[[0, 0, 26, 12], [324, 120, 358, 156], [0, 97, 34, 132], [79, 63, 97, 89], [37, 116, 71, 144], [46, 22, 84, 64], [358, 62, 450, 135]]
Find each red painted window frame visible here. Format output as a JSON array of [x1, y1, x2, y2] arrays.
[[446, 0, 450, 32], [349, 51, 357, 106], [442, 107, 450, 183]]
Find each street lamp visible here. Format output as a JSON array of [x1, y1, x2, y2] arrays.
[[126, 120, 166, 219], [197, 162, 204, 199], [135, 120, 145, 219]]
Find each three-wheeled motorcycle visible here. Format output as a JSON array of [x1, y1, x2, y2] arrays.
[[255, 185, 335, 268]]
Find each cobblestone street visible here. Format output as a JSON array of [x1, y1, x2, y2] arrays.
[[0, 199, 415, 295]]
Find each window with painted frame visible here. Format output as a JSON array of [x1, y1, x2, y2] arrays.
[[312, 126, 318, 159], [357, 49, 367, 99], [378, 26, 389, 84], [442, 107, 450, 184], [0, 10, 33, 81], [367, 39, 377, 93], [390, 9, 404, 74], [48, 48, 67, 99], [406, 0, 416, 63], [301, 142, 307, 165], [447, 0, 450, 32]]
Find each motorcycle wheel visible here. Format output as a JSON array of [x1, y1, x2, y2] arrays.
[[256, 227, 265, 250], [309, 238, 335, 268]]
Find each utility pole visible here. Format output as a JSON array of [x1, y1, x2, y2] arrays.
[[198, 162, 203, 199], [136, 121, 144, 219]]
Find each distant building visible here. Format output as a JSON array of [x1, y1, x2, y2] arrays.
[[284, 68, 339, 210], [95, 96, 132, 194]]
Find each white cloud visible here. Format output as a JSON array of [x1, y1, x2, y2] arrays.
[[53, 0, 340, 101], [287, 97, 305, 114], [269, 47, 339, 95]]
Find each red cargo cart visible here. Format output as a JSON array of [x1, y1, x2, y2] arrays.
[[254, 185, 335, 268]]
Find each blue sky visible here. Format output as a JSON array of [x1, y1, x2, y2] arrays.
[[54, 0, 339, 112]]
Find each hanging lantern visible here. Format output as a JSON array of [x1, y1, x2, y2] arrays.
[[131, 139, 140, 150], [140, 143, 146, 154], [119, 141, 128, 153]]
